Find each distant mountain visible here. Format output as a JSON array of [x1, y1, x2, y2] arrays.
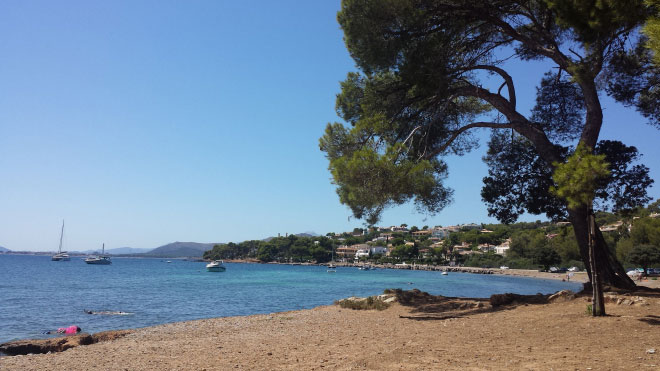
[[0, 246, 10, 252], [106, 247, 152, 255], [297, 232, 319, 237], [78, 247, 152, 255], [141, 242, 219, 258]]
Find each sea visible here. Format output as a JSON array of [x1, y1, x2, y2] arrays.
[[0, 254, 582, 344]]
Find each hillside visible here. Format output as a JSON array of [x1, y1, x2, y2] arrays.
[[78, 247, 152, 255], [141, 242, 218, 258]]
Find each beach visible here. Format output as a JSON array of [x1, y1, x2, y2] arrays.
[[2, 285, 659, 370]]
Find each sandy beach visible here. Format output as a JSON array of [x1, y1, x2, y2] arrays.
[[2, 283, 659, 370]]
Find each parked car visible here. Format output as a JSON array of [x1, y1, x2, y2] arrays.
[[568, 266, 580, 272]]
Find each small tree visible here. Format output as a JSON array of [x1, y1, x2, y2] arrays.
[[628, 245, 660, 275], [533, 246, 562, 272], [552, 144, 610, 316]]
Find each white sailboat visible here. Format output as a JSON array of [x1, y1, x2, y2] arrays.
[[327, 247, 337, 272], [84, 243, 112, 265], [51, 221, 70, 261]]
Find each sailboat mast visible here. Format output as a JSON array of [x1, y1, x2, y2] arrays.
[[58, 220, 64, 254]]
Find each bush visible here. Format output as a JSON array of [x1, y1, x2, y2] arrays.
[[505, 257, 536, 269], [335, 296, 390, 311]]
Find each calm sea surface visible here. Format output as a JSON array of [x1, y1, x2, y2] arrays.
[[0, 254, 582, 343]]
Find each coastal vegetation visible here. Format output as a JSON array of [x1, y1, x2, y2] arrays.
[[203, 204, 660, 273]]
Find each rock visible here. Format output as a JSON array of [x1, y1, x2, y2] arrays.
[[0, 334, 94, 356], [647, 349, 656, 354], [548, 290, 576, 303], [0, 329, 133, 356], [490, 293, 547, 307]]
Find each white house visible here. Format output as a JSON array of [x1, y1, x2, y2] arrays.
[[494, 240, 511, 256], [370, 246, 387, 255]]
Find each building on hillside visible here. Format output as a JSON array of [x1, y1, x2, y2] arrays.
[[391, 226, 409, 232], [336, 245, 358, 260], [459, 223, 481, 230], [494, 239, 511, 256], [432, 227, 451, 239], [650, 213, 660, 219], [370, 246, 388, 255], [556, 221, 571, 226], [412, 230, 432, 238], [480, 229, 493, 233], [355, 248, 370, 259], [599, 221, 623, 232], [478, 243, 493, 253]]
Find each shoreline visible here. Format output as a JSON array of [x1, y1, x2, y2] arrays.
[[2, 289, 659, 370]]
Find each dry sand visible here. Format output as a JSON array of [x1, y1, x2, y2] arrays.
[[2, 287, 660, 370]]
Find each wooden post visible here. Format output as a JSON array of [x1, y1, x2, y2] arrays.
[[588, 208, 606, 316]]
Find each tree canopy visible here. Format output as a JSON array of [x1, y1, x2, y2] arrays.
[[320, 0, 659, 288]]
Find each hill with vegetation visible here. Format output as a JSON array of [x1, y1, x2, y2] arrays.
[[141, 242, 218, 258], [203, 200, 660, 272]]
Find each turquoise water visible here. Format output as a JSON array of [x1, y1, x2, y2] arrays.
[[0, 254, 581, 343]]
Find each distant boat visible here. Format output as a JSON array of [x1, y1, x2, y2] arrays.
[[358, 265, 372, 271], [51, 221, 70, 261], [206, 260, 226, 272], [441, 271, 448, 276], [85, 243, 112, 265], [327, 247, 337, 272]]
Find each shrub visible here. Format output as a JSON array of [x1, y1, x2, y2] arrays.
[[335, 296, 390, 311]]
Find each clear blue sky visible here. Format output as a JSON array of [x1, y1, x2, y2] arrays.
[[1, 1, 658, 252]]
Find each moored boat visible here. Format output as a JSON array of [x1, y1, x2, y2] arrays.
[[51, 221, 70, 261], [85, 243, 112, 265], [206, 260, 226, 272]]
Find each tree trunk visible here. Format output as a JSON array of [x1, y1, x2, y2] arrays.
[[568, 207, 636, 290], [588, 211, 606, 316]]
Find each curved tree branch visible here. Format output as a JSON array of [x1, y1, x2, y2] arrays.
[[463, 65, 517, 109], [424, 121, 513, 159]]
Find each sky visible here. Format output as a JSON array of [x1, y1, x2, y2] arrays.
[[1, 1, 659, 252]]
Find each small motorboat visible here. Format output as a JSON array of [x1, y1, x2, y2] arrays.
[[206, 260, 226, 272], [441, 271, 448, 275]]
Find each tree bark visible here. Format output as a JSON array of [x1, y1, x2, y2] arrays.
[[568, 207, 636, 290], [588, 211, 606, 316]]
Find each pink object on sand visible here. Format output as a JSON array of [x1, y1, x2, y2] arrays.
[[57, 325, 79, 334], [65, 325, 78, 334]]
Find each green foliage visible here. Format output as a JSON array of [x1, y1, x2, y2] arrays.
[[463, 253, 504, 268], [545, 0, 648, 46], [627, 244, 660, 273], [644, 0, 660, 64], [390, 244, 419, 260], [551, 144, 610, 209], [648, 199, 660, 213], [533, 245, 562, 271]]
